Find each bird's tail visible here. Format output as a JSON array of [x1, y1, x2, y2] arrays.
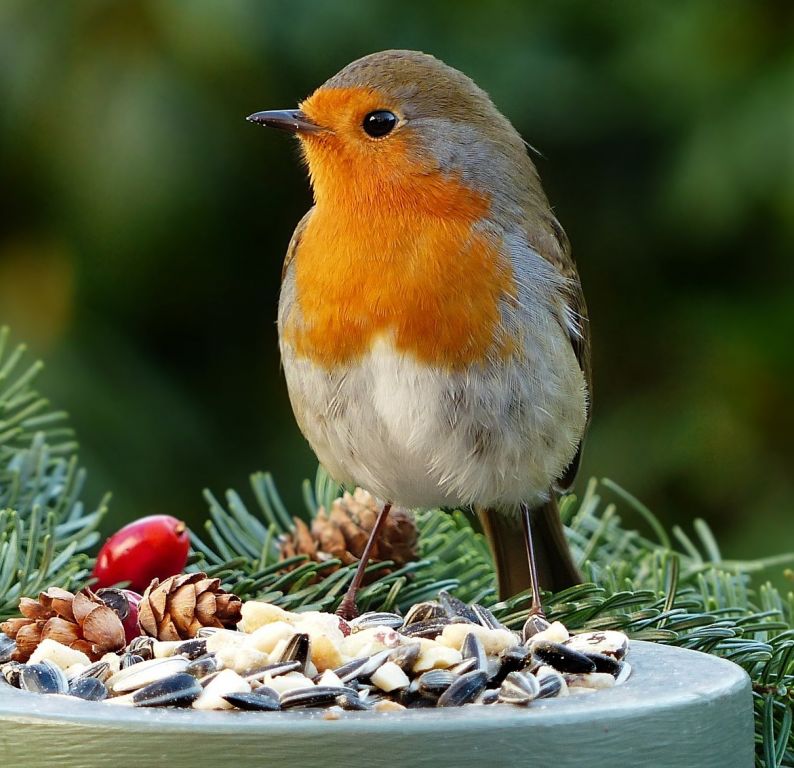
[[477, 498, 581, 599]]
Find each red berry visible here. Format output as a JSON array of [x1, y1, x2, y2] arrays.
[[92, 515, 190, 593], [122, 590, 142, 644]]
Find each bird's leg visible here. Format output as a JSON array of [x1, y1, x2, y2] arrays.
[[336, 501, 392, 621], [520, 502, 546, 620]]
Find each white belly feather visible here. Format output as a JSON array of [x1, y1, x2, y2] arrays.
[[280, 332, 587, 509]]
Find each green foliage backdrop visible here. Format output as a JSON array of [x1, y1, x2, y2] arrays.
[[0, 2, 792, 574]]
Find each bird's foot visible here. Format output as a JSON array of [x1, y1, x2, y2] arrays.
[[335, 594, 360, 621]]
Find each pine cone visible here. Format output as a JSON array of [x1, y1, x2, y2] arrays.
[[137, 572, 242, 641], [280, 489, 418, 582], [0, 587, 125, 662]]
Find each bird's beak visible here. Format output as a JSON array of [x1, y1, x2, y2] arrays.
[[245, 109, 323, 134]]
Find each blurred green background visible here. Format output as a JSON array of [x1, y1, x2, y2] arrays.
[[1, 1, 792, 564]]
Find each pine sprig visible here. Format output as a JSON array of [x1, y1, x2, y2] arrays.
[[0, 327, 76, 457], [0, 328, 107, 620]]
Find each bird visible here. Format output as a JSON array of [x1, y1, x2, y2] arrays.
[[247, 50, 590, 624]]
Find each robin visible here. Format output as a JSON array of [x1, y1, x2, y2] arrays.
[[248, 50, 590, 624]]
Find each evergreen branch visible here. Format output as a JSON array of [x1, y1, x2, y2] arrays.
[[0, 329, 107, 619], [0, 327, 76, 457]]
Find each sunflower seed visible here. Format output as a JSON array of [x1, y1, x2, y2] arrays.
[[75, 661, 112, 683], [280, 685, 356, 709], [20, 661, 68, 694], [349, 612, 404, 631], [126, 636, 155, 660], [244, 660, 301, 682], [252, 684, 280, 697], [585, 651, 621, 675], [449, 658, 478, 675], [439, 591, 479, 623], [436, 670, 487, 707], [461, 632, 487, 672], [416, 669, 456, 697], [0, 633, 15, 664], [335, 691, 370, 710], [333, 648, 392, 683], [107, 656, 189, 693], [389, 643, 420, 673], [402, 602, 445, 625], [175, 639, 208, 660], [2, 661, 23, 687], [277, 632, 310, 673], [470, 604, 502, 630], [69, 676, 108, 701], [224, 690, 281, 711], [186, 653, 223, 679], [401, 619, 452, 638], [537, 669, 567, 699], [489, 644, 531, 685], [132, 672, 202, 707], [120, 652, 144, 669], [532, 641, 596, 674], [614, 661, 632, 685], [476, 688, 499, 705], [498, 670, 541, 705], [332, 657, 368, 683]]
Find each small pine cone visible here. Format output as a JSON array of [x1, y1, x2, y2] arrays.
[[137, 572, 242, 641], [0, 587, 125, 662], [280, 489, 419, 581]]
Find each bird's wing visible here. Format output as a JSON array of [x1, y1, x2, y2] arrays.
[[282, 208, 314, 282], [528, 211, 592, 491]]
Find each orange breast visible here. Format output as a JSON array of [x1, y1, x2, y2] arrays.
[[283, 173, 516, 370]]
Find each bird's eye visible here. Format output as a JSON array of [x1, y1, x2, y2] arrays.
[[362, 110, 397, 138]]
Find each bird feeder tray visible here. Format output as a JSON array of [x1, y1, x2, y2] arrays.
[[0, 640, 753, 768]]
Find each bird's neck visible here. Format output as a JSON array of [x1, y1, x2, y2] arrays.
[[284, 172, 518, 370]]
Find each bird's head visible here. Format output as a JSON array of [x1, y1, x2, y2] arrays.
[[248, 50, 546, 221]]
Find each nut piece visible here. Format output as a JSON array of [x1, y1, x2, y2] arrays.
[[370, 661, 410, 692], [206, 629, 246, 670], [292, 612, 345, 672], [192, 669, 250, 710], [99, 652, 122, 674], [206, 629, 269, 673], [438, 624, 519, 656], [238, 602, 293, 633], [246, 622, 295, 655], [565, 672, 616, 690], [29, 639, 91, 670], [264, 671, 315, 695], [317, 669, 344, 687], [340, 626, 401, 659], [413, 640, 463, 673]]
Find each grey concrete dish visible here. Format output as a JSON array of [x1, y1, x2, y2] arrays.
[[0, 641, 753, 768]]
